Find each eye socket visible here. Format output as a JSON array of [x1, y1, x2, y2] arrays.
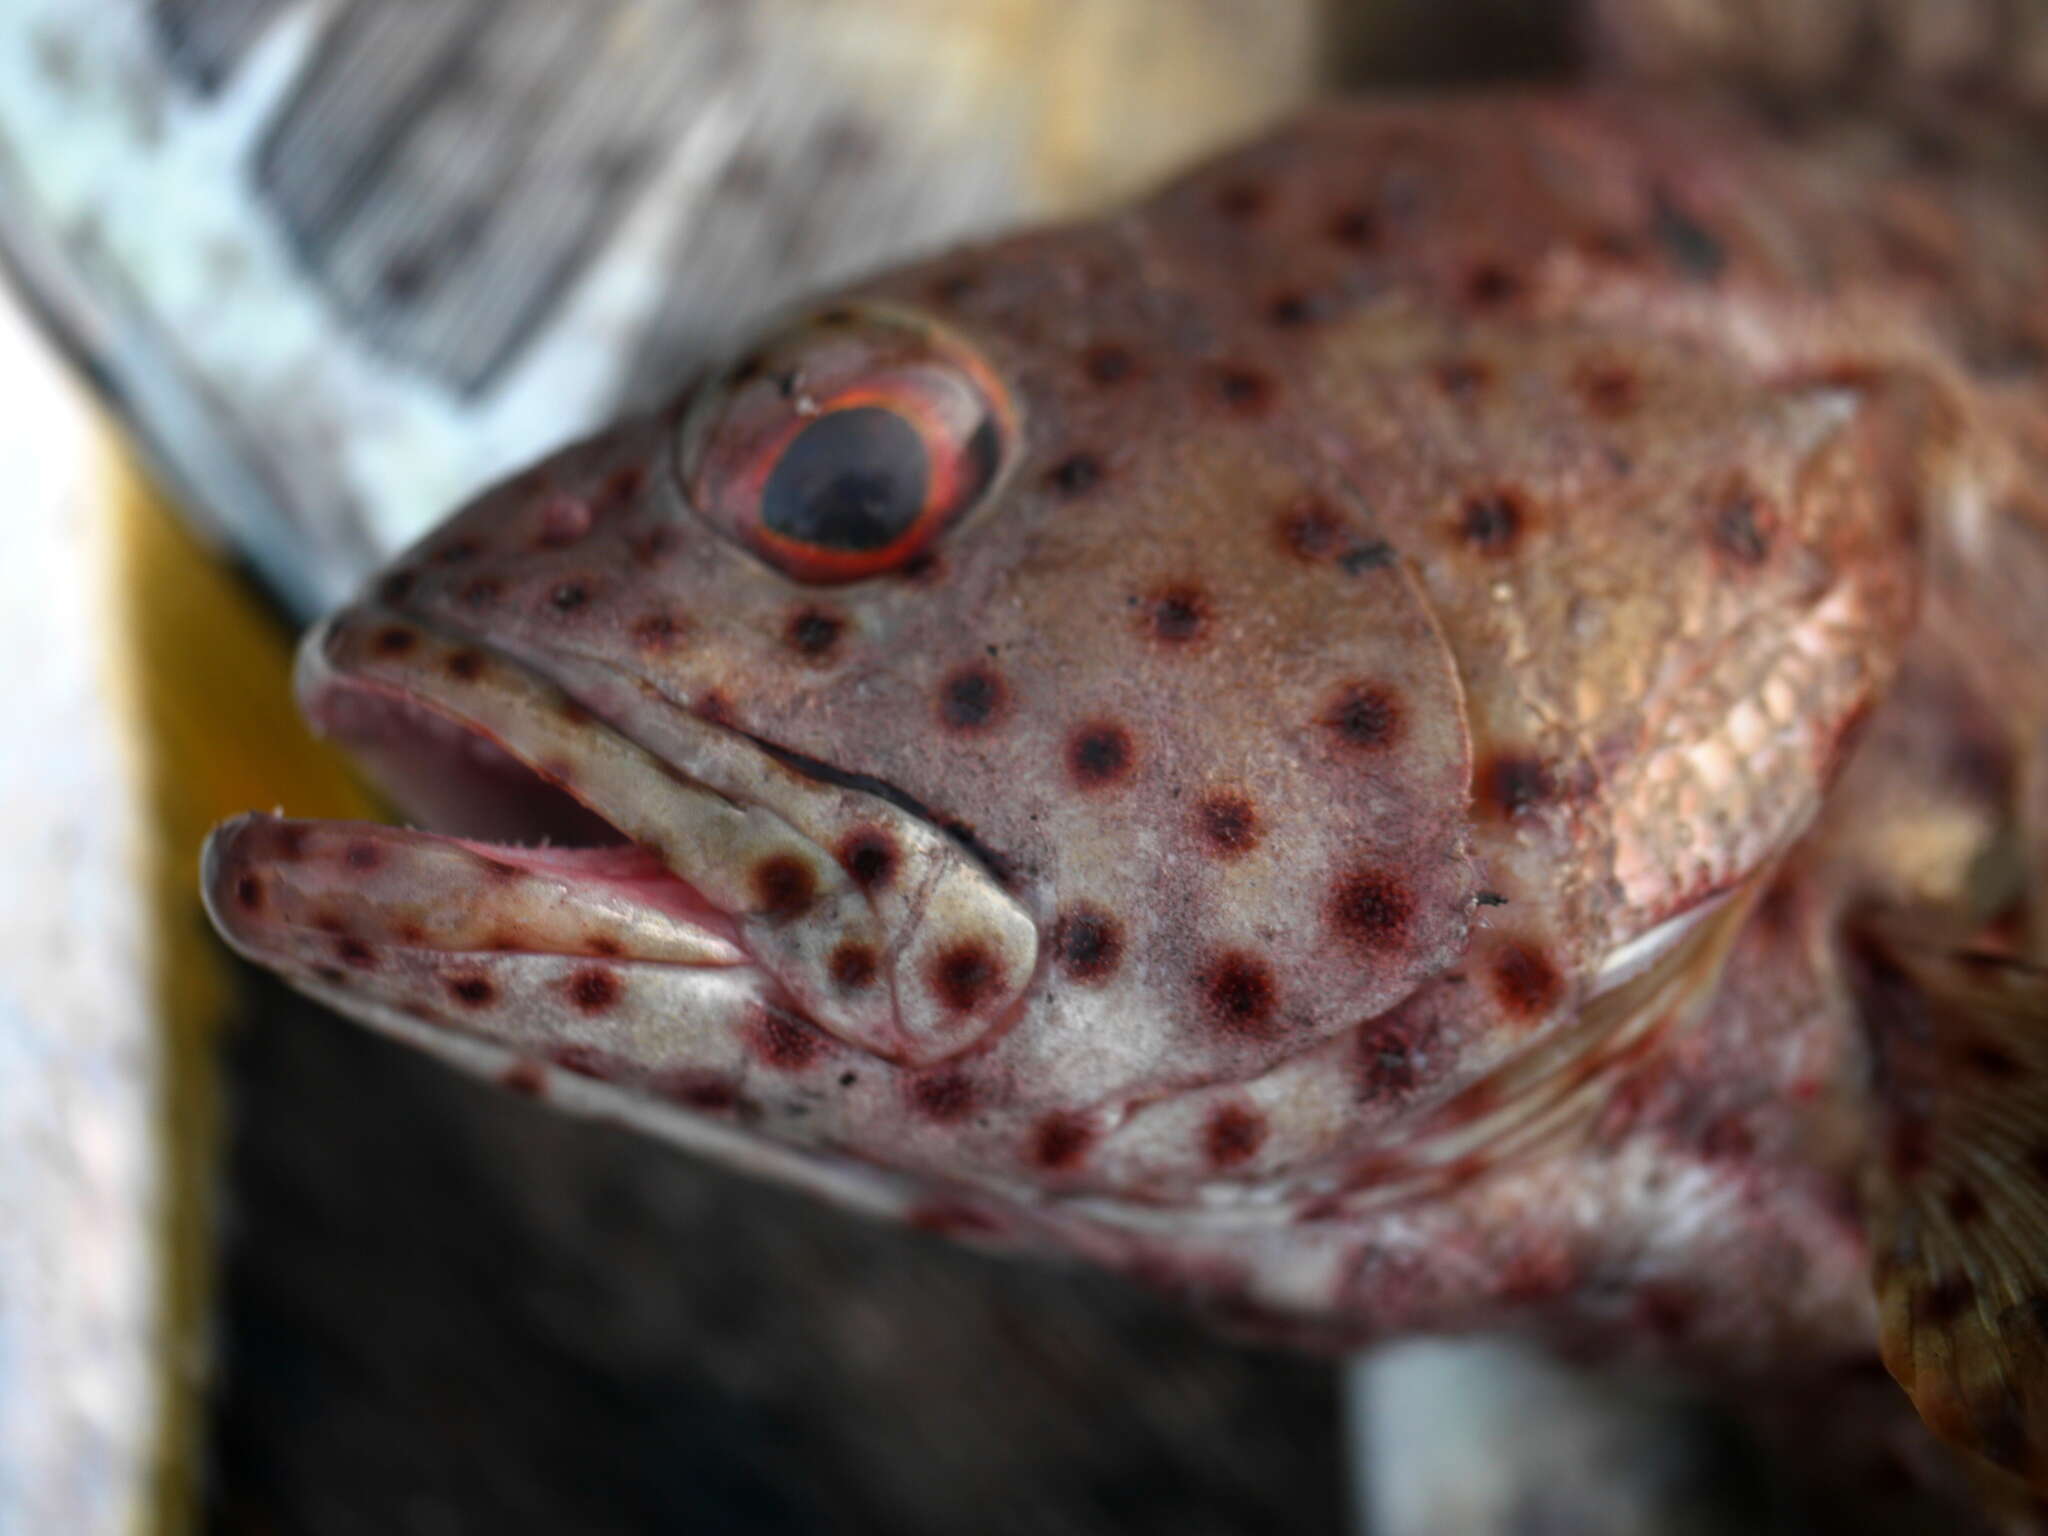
[[679, 307, 1013, 582]]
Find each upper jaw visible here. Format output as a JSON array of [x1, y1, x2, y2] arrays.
[[204, 603, 1039, 1067]]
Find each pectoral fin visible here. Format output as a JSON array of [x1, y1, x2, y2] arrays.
[[1851, 935, 2048, 1489]]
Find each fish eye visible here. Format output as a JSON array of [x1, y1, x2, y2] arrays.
[[678, 307, 1014, 582]]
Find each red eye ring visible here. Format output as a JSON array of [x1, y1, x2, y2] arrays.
[[679, 308, 1015, 583]]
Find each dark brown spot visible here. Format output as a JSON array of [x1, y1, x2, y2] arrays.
[[1031, 1113, 1094, 1171], [1963, 1038, 2022, 1079], [1201, 950, 1278, 1038], [1916, 1275, 1977, 1325], [585, 935, 624, 958], [1046, 453, 1103, 496], [446, 648, 486, 682], [1457, 490, 1526, 553], [1204, 1103, 1268, 1167], [697, 690, 735, 728], [1327, 205, 1378, 248], [500, 1061, 547, 1097], [1081, 344, 1137, 385], [1215, 180, 1269, 222], [1265, 290, 1320, 328], [1481, 752, 1553, 817], [629, 613, 680, 654], [430, 538, 481, 566], [1711, 481, 1773, 566], [549, 581, 591, 613], [754, 1010, 823, 1071], [1195, 793, 1260, 857], [1434, 357, 1492, 398], [376, 570, 416, 606], [786, 606, 843, 659], [596, 463, 646, 511], [371, 625, 417, 657], [1491, 942, 1563, 1020], [1210, 365, 1276, 417], [445, 972, 496, 1007], [336, 937, 376, 969], [1142, 584, 1208, 644], [1637, 1285, 1697, 1340], [627, 526, 677, 566], [938, 665, 1006, 731], [751, 855, 817, 919], [910, 1070, 978, 1122], [1053, 905, 1123, 983], [1067, 722, 1134, 787], [928, 940, 1002, 1014], [1328, 869, 1413, 949], [837, 828, 898, 891], [565, 966, 621, 1013], [653, 1070, 739, 1112], [1464, 262, 1522, 307], [343, 839, 382, 871], [1280, 496, 1343, 559], [234, 874, 263, 911], [1944, 1184, 1987, 1224], [1321, 683, 1403, 751], [1576, 362, 1640, 416], [275, 824, 310, 860], [829, 943, 878, 991]]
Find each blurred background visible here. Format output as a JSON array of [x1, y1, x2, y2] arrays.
[[2, 2, 2035, 1532]]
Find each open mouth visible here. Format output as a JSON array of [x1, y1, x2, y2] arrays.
[[201, 604, 1041, 1068]]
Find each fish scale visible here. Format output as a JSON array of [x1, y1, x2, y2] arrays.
[[206, 90, 2048, 1507]]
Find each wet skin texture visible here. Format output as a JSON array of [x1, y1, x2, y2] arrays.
[[204, 93, 2048, 1486]]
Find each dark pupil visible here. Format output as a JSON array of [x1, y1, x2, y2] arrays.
[[761, 406, 929, 552]]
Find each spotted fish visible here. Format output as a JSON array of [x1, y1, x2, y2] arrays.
[[203, 93, 2048, 1502]]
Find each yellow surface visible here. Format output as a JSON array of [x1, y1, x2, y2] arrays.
[[108, 449, 376, 1535]]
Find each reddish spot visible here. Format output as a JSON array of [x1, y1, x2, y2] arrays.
[[1480, 752, 1553, 817], [751, 855, 817, 919], [836, 827, 898, 891], [653, 1070, 740, 1112], [1490, 942, 1563, 1020], [1497, 1246, 1575, 1304], [336, 937, 376, 969], [753, 1010, 823, 1071], [372, 625, 417, 657], [910, 1070, 978, 1122], [1195, 792, 1260, 857], [928, 940, 1002, 1013], [696, 690, 735, 727], [938, 665, 1007, 731], [786, 606, 843, 659], [1204, 1103, 1268, 1167], [445, 972, 496, 1007], [460, 578, 503, 608], [627, 526, 678, 566], [1464, 262, 1522, 307], [1636, 1285, 1697, 1339], [1031, 1113, 1095, 1171], [1081, 344, 1138, 385], [1710, 479, 1774, 566], [1328, 869, 1413, 950], [446, 649, 486, 682], [394, 920, 426, 945], [1320, 682, 1403, 751], [1457, 489, 1527, 553], [908, 1201, 1002, 1237], [596, 463, 645, 510], [1067, 722, 1135, 787], [1699, 1112, 1755, 1161], [234, 874, 263, 912], [549, 581, 591, 613], [1215, 180, 1269, 222], [1046, 452, 1104, 496], [1209, 364, 1276, 417], [1576, 361, 1641, 416], [1279, 495, 1343, 559], [536, 494, 592, 548], [500, 1061, 547, 1097], [829, 943, 878, 991], [343, 839, 382, 871], [1201, 950, 1278, 1038], [1433, 357, 1492, 399], [310, 908, 349, 934], [1327, 205, 1379, 248], [547, 1043, 620, 1081], [276, 824, 310, 859], [1142, 583, 1208, 644], [1053, 905, 1123, 983], [565, 966, 622, 1013]]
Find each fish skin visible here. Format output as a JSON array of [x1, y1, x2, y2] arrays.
[[203, 91, 2048, 1377]]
